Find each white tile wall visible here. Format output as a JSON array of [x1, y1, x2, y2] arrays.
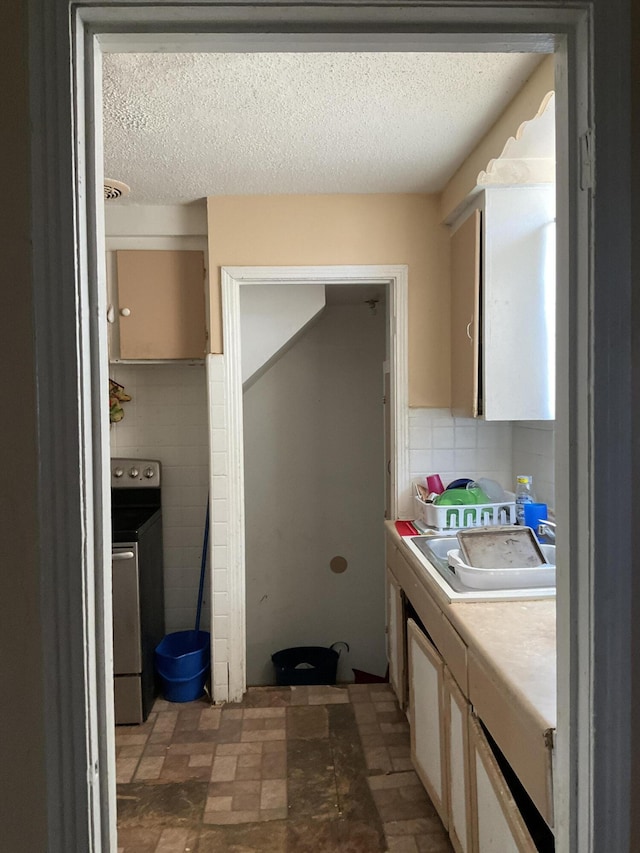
[[206, 355, 230, 701], [109, 363, 211, 635], [512, 422, 555, 507], [409, 408, 513, 494], [408, 409, 555, 511]]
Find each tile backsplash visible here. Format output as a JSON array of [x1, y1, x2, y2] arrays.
[[409, 408, 513, 493], [409, 408, 555, 511], [109, 363, 210, 635], [512, 422, 555, 507]]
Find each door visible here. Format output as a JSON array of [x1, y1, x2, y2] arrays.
[[450, 208, 481, 418], [115, 249, 206, 359], [468, 713, 537, 853], [383, 365, 391, 519], [111, 546, 141, 674], [408, 618, 449, 827], [386, 568, 406, 708], [444, 670, 473, 853]]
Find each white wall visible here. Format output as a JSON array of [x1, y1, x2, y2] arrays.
[[243, 301, 386, 685], [240, 283, 326, 385], [109, 363, 210, 633]]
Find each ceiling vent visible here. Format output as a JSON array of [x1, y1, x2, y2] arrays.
[[104, 179, 130, 201]]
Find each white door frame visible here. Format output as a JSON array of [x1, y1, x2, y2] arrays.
[[219, 265, 409, 702], [29, 3, 634, 852]]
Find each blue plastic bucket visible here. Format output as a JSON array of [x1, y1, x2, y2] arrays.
[[155, 630, 210, 680], [158, 665, 209, 703]]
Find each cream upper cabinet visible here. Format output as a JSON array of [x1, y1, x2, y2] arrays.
[[450, 186, 556, 421], [110, 249, 207, 361]]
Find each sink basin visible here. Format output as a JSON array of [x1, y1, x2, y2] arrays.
[[403, 534, 556, 602]]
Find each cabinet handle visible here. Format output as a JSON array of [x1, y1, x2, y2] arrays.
[[466, 320, 473, 341], [112, 551, 135, 561], [120, 307, 131, 317]]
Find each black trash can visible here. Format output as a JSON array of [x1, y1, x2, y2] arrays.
[[271, 645, 340, 686]]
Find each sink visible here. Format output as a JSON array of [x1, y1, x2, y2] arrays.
[[403, 534, 556, 602]]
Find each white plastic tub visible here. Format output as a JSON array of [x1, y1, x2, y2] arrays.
[[447, 545, 556, 590]]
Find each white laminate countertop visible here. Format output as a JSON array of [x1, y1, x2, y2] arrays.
[[446, 598, 556, 732], [386, 522, 557, 733]]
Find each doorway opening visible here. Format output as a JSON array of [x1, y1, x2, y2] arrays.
[[35, 8, 603, 851], [220, 265, 408, 697]]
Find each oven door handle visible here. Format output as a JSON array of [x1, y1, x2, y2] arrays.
[[112, 551, 135, 561]]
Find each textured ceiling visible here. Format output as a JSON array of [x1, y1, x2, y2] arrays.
[[102, 52, 543, 205]]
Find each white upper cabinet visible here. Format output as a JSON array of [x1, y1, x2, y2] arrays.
[[450, 186, 556, 421]]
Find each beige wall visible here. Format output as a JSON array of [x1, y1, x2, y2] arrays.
[[0, 0, 47, 849], [441, 55, 555, 222], [207, 193, 450, 407]]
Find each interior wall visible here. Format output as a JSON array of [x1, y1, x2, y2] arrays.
[[441, 55, 555, 222], [408, 409, 513, 495], [0, 0, 47, 848], [408, 413, 555, 510], [243, 301, 386, 685], [109, 364, 210, 633], [207, 193, 450, 408], [512, 423, 555, 508]]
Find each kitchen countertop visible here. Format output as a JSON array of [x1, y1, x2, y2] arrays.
[[386, 520, 557, 824], [386, 521, 556, 733]]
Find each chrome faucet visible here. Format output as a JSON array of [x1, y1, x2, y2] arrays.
[[537, 520, 556, 543]]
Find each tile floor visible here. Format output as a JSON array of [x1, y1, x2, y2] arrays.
[[116, 684, 453, 852]]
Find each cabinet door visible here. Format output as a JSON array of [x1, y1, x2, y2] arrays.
[[116, 249, 206, 359], [386, 569, 405, 709], [450, 208, 481, 418], [482, 186, 555, 421], [407, 618, 448, 827], [468, 713, 537, 853], [444, 670, 473, 853]]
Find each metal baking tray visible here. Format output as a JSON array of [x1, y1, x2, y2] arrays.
[[456, 526, 546, 570]]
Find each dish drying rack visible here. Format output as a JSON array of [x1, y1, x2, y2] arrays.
[[413, 495, 516, 533]]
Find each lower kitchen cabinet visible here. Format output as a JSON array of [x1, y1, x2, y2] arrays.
[[407, 618, 449, 828], [407, 616, 540, 853], [387, 529, 554, 852], [469, 713, 537, 853], [444, 670, 473, 853], [386, 568, 406, 709]]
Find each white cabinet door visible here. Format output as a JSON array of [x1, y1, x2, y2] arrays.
[[407, 618, 448, 827], [449, 186, 555, 421], [469, 713, 537, 853], [386, 569, 405, 709], [450, 208, 481, 419], [444, 671, 473, 853]]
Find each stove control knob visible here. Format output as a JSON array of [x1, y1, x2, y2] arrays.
[[143, 467, 155, 479], [113, 467, 124, 478], [128, 467, 139, 479]]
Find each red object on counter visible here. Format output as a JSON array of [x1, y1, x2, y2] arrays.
[[395, 520, 419, 536]]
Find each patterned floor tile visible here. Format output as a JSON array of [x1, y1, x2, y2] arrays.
[[115, 685, 452, 852]]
